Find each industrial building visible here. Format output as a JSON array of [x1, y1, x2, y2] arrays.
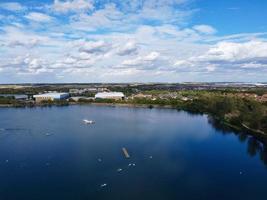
[[33, 93, 69, 102], [69, 87, 109, 94], [95, 92, 125, 100], [0, 94, 28, 100]]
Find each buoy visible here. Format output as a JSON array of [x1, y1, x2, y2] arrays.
[[100, 183, 107, 188]]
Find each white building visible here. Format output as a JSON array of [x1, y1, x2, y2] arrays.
[[33, 93, 69, 102], [95, 92, 125, 100]]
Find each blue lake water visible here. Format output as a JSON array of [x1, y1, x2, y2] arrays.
[[0, 105, 266, 200]]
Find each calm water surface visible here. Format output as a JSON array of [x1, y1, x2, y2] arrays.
[[0, 105, 266, 200]]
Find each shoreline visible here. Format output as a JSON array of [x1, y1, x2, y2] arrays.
[[81, 102, 175, 109], [0, 102, 175, 109], [0, 101, 266, 139]]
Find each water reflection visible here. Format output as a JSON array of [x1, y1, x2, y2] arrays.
[[1, 106, 267, 200], [247, 138, 261, 157], [208, 116, 267, 168], [238, 133, 248, 143], [260, 146, 267, 166]]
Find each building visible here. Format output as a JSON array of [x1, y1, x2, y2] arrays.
[[14, 95, 28, 100], [69, 89, 81, 94], [69, 96, 95, 102], [158, 92, 178, 99], [0, 94, 28, 100], [132, 93, 153, 99], [129, 93, 153, 100], [95, 92, 125, 100], [69, 87, 109, 95], [258, 94, 267, 102], [33, 93, 69, 102], [69, 88, 96, 94], [96, 87, 109, 92]]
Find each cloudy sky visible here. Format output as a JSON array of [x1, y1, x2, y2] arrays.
[[0, 0, 267, 83]]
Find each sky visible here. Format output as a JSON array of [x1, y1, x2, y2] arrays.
[[0, 0, 267, 83]]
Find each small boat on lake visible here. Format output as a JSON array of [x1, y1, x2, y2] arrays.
[[83, 119, 95, 124]]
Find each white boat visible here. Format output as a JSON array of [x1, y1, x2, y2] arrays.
[[83, 119, 95, 124]]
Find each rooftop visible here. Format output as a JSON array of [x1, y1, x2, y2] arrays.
[[33, 93, 69, 98], [95, 92, 124, 98]]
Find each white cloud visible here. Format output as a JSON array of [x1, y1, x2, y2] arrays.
[[144, 51, 160, 61], [68, 1, 193, 32], [0, 54, 52, 75], [7, 38, 40, 48], [117, 41, 138, 56], [204, 32, 267, 43], [0, 0, 267, 83], [174, 40, 267, 72], [0, 26, 60, 48], [78, 40, 111, 54], [122, 51, 161, 69], [198, 40, 267, 62], [24, 58, 43, 70], [25, 12, 53, 22], [193, 25, 217, 35], [0, 2, 26, 11], [52, 0, 94, 13], [69, 3, 124, 31]]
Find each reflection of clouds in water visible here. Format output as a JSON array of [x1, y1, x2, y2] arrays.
[[128, 110, 214, 141], [0, 128, 32, 142], [0, 106, 267, 199], [139, 138, 211, 192], [88, 106, 212, 143], [0, 128, 31, 135]]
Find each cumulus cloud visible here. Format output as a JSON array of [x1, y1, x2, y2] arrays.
[[144, 51, 160, 61], [174, 40, 267, 72], [69, 3, 124, 31], [0, 54, 51, 75], [25, 12, 53, 22], [0, 26, 59, 48], [78, 40, 111, 54], [52, 0, 94, 13], [0, 2, 26, 11], [7, 38, 40, 48], [24, 57, 44, 70], [122, 51, 161, 69], [51, 55, 96, 69], [198, 40, 267, 63], [193, 25, 217, 35], [67, 0, 193, 32], [0, 0, 267, 82], [117, 41, 138, 56]]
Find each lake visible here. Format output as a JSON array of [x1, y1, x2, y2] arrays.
[[0, 105, 266, 200]]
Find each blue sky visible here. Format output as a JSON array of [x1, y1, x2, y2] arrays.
[[0, 0, 267, 83]]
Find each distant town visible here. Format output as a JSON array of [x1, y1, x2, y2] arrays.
[[0, 82, 267, 104], [0, 82, 267, 139]]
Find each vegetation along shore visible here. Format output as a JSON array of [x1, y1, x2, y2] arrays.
[[0, 83, 267, 138]]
